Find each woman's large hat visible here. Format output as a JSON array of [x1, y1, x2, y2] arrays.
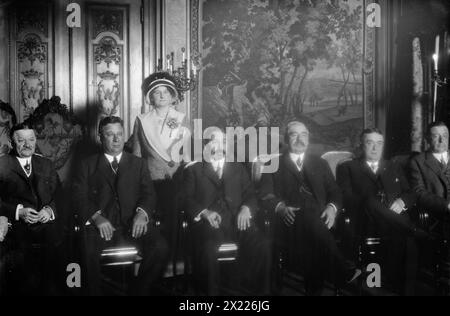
[[142, 72, 183, 102]]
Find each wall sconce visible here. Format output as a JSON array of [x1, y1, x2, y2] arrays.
[[157, 48, 198, 93]]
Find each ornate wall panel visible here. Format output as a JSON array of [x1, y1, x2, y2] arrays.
[[10, 1, 53, 121], [87, 5, 127, 124]]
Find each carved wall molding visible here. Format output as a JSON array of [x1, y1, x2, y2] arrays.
[[12, 1, 52, 121], [16, 3, 48, 35], [92, 9, 124, 40], [88, 5, 127, 124]]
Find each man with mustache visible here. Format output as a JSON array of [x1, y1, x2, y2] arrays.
[[259, 121, 360, 295], [0, 122, 61, 294], [184, 129, 271, 296]]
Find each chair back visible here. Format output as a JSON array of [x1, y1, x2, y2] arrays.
[[26, 96, 84, 181], [321, 151, 354, 178]]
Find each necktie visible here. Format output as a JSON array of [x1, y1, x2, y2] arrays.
[[441, 156, 447, 170], [296, 157, 303, 172], [111, 157, 119, 174], [370, 162, 378, 174], [24, 160, 31, 177]]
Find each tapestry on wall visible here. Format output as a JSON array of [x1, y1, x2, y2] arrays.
[[194, 0, 368, 153]]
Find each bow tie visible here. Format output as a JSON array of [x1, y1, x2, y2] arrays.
[[24, 161, 31, 176]]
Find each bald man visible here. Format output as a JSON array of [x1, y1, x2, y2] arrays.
[[259, 121, 360, 295]]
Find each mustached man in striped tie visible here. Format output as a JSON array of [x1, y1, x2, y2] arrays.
[[0, 122, 61, 295], [259, 121, 361, 295]]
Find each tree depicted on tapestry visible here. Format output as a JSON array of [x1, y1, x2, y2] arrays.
[[202, 0, 364, 152]]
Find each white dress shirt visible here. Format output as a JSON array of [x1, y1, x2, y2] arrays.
[[16, 156, 32, 176], [433, 152, 449, 165], [366, 161, 379, 174], [289, 152, 305, 172], [211, 158, 225, 178]]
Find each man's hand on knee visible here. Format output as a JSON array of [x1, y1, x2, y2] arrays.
[[201, 210, 222, 229]]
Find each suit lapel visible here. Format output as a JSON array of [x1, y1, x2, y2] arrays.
[[97, 154, 116, 191], [283, 153, 302, 182], [10, 155, 30, 183], [302, 155, 321, 201], [31, 155, 43, 185], [425, 152, 447, 184], [377, 159, 390, 187], [203, 162, 221, 187], [116, 153, 132, 191], [360, 159, 378, 183]]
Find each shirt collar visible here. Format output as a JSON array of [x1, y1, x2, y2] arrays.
[[104, 152, 123, 163], [289, 152, 305, 163], [366, 160, 379, 167], [433, 152, 448, 163], [16, 156, 32, 166], [211, 158, 225, 169]]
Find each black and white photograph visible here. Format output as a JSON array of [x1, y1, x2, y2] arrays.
[[0, 0, 450, 300]]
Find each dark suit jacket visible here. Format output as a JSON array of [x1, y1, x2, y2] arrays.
[[183, 162, 258, 223], [409, 152, 450, 215], [72, 152, 156, 226], [337, 158, 416, 213], [259, 152, 342, 213], [0, 154, 60, 220]]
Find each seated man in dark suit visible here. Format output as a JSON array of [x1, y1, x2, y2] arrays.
[[337, 128, 422, 295], [184, 129, 271, 296], [0, 123, 61, 294], [259, 121, 360, 295], [73, 116, 169, 296], [410, 122, 450, 235]]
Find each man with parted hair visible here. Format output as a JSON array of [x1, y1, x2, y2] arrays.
[[410, 122, 450, 220], [72, 116, 169, 296], [259, 121, 360, 295], [0, 122, 61, 294], [337, 128, 422, 295]]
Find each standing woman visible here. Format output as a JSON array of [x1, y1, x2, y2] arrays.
[[128, 72, 190, 259]]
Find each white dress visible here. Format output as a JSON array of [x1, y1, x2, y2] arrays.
[[130, 107, 190, 181]]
